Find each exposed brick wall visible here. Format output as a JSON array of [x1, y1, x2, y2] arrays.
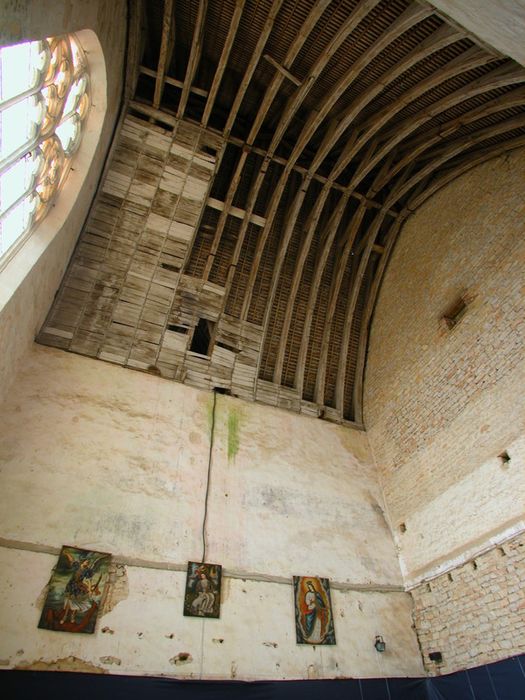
[[412, 532, 525, 674], [364, 147, 525, 577]]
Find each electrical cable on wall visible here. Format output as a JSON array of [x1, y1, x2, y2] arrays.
[[201, 389, 217, 563]]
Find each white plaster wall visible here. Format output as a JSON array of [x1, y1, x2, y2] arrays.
[[0, 548, 422, 680], [0, 345, 422, 678], [0, 0, 127, 406], [0, 345, 401, 586]]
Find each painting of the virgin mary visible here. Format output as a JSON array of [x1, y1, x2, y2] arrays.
[[293, 576, 336, 645]]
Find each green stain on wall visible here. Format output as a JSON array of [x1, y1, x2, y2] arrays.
[[227, 409, 240, 461], [207, 396, 215, 433]]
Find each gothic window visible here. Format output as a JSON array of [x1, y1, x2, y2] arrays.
[[0, 34, 89, 262]]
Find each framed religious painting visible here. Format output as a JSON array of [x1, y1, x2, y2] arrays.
[[38, 545, 112, 634], [293, 576, 336, 645], [183, 561, 222, 618]]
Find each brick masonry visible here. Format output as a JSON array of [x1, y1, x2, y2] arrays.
[[365, 146, 525, 576], [411, 532, 525, 674]]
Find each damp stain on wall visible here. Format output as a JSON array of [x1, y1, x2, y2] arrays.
[[227, 409, 240, 462]]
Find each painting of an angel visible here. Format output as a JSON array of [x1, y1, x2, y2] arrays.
[[183, 561, 221, 618], [38, 546, 111, 634], [293, 576, 336, 645]]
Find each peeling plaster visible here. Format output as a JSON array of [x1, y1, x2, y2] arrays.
[[100, 656, 122, 666], [101, 563, 129, 615], [170, 652, 193, 666], [16, 656, 107, 673]]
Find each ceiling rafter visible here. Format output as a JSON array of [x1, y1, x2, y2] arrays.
[[291, 191, 352, 396], [153, 0, 175, 109], [201, 0, 246, 128], [370, 86, 525, 194], [336, 117, 525, 420], [177, 0, 208, 119], [107, 1, 525, 422], [224, 0, 286, 138], [201, 0, 329, 283], [263, 36, 491, 400], [271, 185, 334, 384], [235, 0, 388, 318], [343, 63, 525, 193]]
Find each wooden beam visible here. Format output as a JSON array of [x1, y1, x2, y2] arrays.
[[268, 0, 385, 153], [238, 2, 429, 323], [308, 23, 463, 175], [313, 202, 367, 405], [310, 5, 434, 172], [224, 0, 285, 138], [177, 0, 208, 118], [344, 63, 525, 196], [255, 175, 312, 380], [140, 66, 209, 98], [369, 86, 525, 195], [294, 193, 351, 396], [205, 0, 330, 293], [124, 0, 145, 103], [272, 186, 333, 385], [153, 0, 174, 110], [263, 54, 301, 86], [201, 0, 245, 128], [246, 0, 331, 146], [329, 46, 495, 185], [207, 197, 266, 227]]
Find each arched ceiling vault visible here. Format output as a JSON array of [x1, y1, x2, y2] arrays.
[[130, 0, 525, 424]]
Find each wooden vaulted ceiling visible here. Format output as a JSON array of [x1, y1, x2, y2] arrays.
[[84, 0, 523, 425]]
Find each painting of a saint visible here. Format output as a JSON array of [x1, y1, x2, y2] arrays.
[[183, 561, 221, 618], [293, 576, 336, 645], [38, 546, 111, 634]]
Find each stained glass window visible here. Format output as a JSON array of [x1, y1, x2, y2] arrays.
[[0, 35, 89, 262]]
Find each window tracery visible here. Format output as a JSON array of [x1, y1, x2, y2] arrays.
[[0, 34, 89, 261]]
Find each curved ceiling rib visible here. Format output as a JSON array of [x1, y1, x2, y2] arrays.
[[267, 21, 466, 387], [269, 47, 502, 402], [336, 112, 525, 420], [125, 0, 525, 424]]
